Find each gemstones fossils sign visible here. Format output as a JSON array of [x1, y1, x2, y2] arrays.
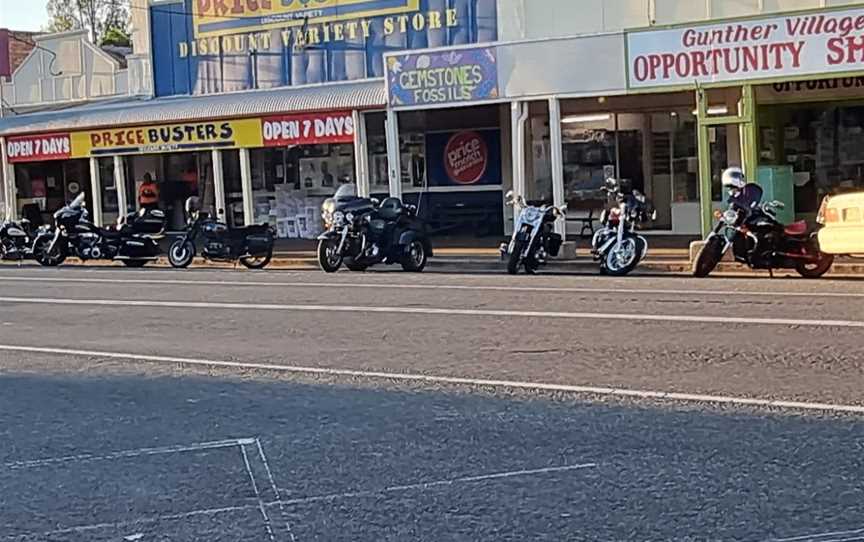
[[262, 112, 355, 146], [6, 134, 72, 163], [386, 47, 499, 107], [628, 6, 864, 88]]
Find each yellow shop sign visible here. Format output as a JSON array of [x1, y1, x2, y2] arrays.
[[72, 119, 263, 157]]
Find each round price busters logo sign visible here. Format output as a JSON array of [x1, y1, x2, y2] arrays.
[[444, 131, 488, 185]]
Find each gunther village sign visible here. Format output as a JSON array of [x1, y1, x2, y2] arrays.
[[628, 6, 864, 88]]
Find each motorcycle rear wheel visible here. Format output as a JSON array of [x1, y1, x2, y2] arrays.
[[168, 240, 195, 269], [401, 240, 427, 272], [796, 253, 834, 279], [240, 249, 273, 270], [318, 239, 343, 273], [693, 236, 725, 278]]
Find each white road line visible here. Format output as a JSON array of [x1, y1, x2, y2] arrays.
[[6, 462, 596, 541], [277, 463, 598, 506], [256, 439, 297, 542], [1, 344, 863, 414], [771, 528, 864, 542], [240, 444, 276, 542], [0, 274, 862, 299], [3, 438, 255, 470], [3, 504, 257, 541], [0, 295, 861, 328]]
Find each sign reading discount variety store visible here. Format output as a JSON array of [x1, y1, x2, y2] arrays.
[[262, 112, 355, 146], [387, 47, 499, 107], [6, 133, 72, 163], [628, 7, 864, 89]]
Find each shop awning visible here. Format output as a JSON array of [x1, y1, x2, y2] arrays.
[[0, 79, 386, 137]]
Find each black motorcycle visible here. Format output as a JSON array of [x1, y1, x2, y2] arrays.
[[0, 217, 42, 261], [317, 185, 432, 273], [33, 193, 165, 267], [694, 197, 834, 279], [168, 197, 275, 269]]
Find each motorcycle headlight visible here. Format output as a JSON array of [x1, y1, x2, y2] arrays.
[[520, 207, 542, 223], [722, 209, 738, 224]]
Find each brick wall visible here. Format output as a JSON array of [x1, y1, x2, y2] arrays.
[[8, 31, 38, 74]]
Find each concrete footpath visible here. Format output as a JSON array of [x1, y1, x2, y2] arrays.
[[6, 246, 864, 276]]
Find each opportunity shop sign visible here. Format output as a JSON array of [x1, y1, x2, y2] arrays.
[[628, 7, 864, 88]]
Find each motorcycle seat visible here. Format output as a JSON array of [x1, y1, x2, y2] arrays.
[[784, 220, 809, 237]]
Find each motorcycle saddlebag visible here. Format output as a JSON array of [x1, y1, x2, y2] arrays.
[[245, 232, 273, 254], [545, 233, 563, 257], [130, 209, 166, 235]]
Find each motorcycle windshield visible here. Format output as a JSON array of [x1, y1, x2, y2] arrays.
[[334, 184, 356, 201], [69, 193, 86, 209]]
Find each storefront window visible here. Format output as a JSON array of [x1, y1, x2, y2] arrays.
[[560, 103, 699, 233], [528, 103, 553, 205], [14, 159, 91, 226], [249, 144, 354, 239], [759, 102, 864, 219]]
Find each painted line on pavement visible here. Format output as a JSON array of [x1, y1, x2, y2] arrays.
[[4, 462, 596, 541], [0, 274, 862, 299], [3, 438, 255, 470], [0, 295, 862, 328], [1, 344, 862, 415]]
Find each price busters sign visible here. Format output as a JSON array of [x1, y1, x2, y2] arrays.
[[628, 6, 864, 89]]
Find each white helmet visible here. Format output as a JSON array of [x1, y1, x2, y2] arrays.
[[722, 167, 746, 190]]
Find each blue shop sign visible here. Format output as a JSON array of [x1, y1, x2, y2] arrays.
[[150, 0, 498, 97]]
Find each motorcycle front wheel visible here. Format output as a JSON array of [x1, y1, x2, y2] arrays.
[[240, 246, 273, 270], [33, 236, 67, 267], [693, 236, 725, 278], [506, 240, 524, 275], [603, 238, 639, 277], [168, 239, 195, 269], [317, 238, 343, 273]]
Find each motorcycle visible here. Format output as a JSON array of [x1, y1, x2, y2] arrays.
[[591, 178, 656, 276], [500, 190, 566, 275], [317, 185, 432, 273], [693, 198, 834, 279], [168, 197, 275, 269], [0, 217, 43, 261], [32, 193, 165, 267]]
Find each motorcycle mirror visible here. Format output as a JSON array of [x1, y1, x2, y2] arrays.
[[504, 190, 515, 205], [651, 209, 658, 221]]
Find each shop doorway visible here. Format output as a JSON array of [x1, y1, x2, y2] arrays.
[[126, 152, 216, 231]]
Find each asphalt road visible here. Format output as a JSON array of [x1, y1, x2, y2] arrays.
[[2, 266, 864, 541]]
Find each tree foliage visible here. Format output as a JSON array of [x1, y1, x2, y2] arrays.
[[46, 0, 129, 46]]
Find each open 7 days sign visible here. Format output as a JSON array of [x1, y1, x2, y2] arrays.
[[628, 7, 864, 88]]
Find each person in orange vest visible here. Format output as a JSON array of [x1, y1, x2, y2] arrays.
[[138, 172, 160, 210]]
